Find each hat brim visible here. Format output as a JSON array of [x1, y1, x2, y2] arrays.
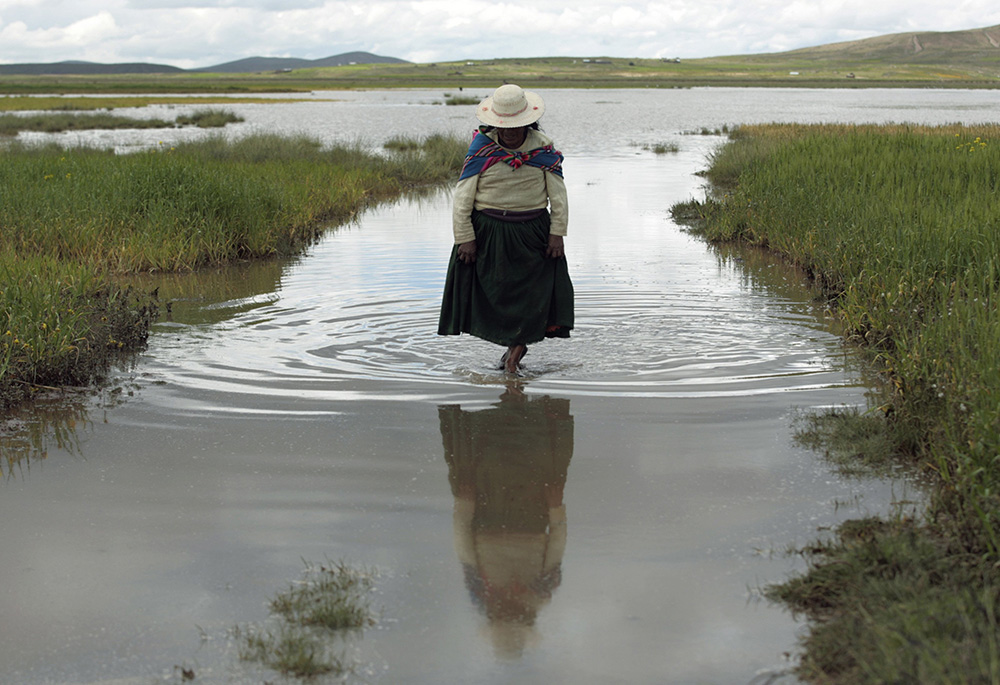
[[476, 90, 545, 128]]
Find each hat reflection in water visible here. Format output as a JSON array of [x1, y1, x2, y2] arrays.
[[438, 387, 573, 659]]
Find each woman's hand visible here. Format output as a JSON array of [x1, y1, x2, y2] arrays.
[[457, 240, 477, 264], [546, 234, 565, 259]]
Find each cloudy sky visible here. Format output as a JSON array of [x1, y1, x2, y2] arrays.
[[1, 0, 999, 68]]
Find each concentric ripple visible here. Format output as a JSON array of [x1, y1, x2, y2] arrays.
[[134, 156, 858, 416]]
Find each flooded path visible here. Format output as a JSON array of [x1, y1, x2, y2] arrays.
[[5, 87, 992, 683]]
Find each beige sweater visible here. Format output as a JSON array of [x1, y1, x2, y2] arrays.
[[452, 129, 569, 244]]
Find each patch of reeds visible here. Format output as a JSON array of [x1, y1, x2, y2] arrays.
[[235, 559, 376, 678], [676, 122, 1000, 683], [682, 124, 731, 136], [0, 112, 175, 136], [383, 135, 421, 151], [0, 132, 466, 408], [0, 96, 310, 112], [173, 108, 244, 128], [792, 407, 903, 478], [646, 142, 680, 154], [0, 108, 243, 136]]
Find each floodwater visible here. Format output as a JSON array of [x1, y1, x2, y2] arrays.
[[2, 88, 998, 684]]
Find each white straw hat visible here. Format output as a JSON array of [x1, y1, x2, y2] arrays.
[[476, 84, 545, 128]]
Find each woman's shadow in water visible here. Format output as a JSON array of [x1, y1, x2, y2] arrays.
[[438, 383, 573, 659]]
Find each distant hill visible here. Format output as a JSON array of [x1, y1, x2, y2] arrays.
[[0, 52, 407, 76], [195, 52, 409, 73], [0, 60, 185, 76]]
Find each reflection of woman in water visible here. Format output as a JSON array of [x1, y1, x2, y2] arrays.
[[438, 386, 573, 658]]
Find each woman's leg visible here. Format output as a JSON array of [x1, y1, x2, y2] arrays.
[[504, 344, 528, 373]]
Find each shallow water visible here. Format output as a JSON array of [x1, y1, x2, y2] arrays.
[[2, 88, 996, 684]]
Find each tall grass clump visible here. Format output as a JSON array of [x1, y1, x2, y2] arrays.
[[235, 559, 376, 678], [679, 122, 1000, 683], [0, 132, 466, 408], [0, 112, 176, 136], [0, 109, 244, 136], [0, 253, 156, 409], [173, 108, 244, 128]]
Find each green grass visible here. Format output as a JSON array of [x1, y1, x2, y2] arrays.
[[768, 516, 1000, 683], [0, 132, 466, 409], [674, 122, 1000, 683], [235, 559, 376, 678], [0, 254, 157, 409]]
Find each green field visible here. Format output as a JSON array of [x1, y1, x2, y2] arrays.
[[674, 122, 1000, 683], [0, 52, 998, 95]]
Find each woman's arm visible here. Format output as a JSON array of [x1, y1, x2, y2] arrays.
[[452, 176, 478, 244], [545, 170, 568, 258], [545, 170, 568, 237]]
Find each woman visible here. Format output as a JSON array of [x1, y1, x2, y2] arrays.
[[438, 84, 574, 374]]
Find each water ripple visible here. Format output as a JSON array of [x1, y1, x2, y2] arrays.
[[135, 158, 856, 414]]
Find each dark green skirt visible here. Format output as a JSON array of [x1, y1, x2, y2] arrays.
[[438, 210, 574, 347]]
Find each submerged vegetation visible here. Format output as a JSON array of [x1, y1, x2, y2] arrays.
[[641, 141, 680, 154], [443, 94, 480, 105], [673, 122, 1000, 682], [0, 132, 466, 410], [234, 559, 376, 678]]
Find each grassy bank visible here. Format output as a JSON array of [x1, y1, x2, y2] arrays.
[[0, 132, 465, 409], [674, 123, 1000, 682]]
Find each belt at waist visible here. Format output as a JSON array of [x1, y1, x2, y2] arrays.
[[479, 208, 547, 223]]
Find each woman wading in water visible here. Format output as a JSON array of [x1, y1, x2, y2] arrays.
[[438, 84, 574, 374]]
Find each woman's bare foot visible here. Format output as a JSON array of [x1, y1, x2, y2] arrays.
[[504, 344, 527, 373]]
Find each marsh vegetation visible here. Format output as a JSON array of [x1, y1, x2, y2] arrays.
[[234, 560, 376, 678], [0, 108, 243, 135], [673, 122, 1000, 683]]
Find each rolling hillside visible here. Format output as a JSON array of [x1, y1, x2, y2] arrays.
[[703, 23, 1000, 79], [0, 52, 407, 76], [776, 24, 1000, 62], [195, 51, 409, 73], [0, 60, 185, 76]]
